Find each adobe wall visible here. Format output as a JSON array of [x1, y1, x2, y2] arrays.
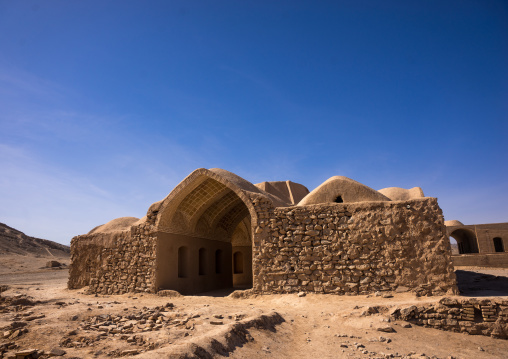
[[447, 223, 508, 254], [392, 297, 508, 339], [253, 197, 458, 296], [68, 222, 157, 295], [452, 253, 508, 268]]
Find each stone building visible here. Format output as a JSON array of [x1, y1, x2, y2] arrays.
[[446, 220, 508, 268], [68, 168, 458, 296]]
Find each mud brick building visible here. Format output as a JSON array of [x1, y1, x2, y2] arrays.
[[69, 168, 458, 296]]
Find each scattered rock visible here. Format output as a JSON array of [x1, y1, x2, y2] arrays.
[[46, 260, 62, 268], [157, 290, 182, 297], [395, 286, 409, 293], [228, 289, 254, 299], [210, 321, 223, 325], [14, 349, 37, 357], [298, 292, 306, 297], [121, 349, 139, 356], [401, 323, 412, 328], [8, 329, 21, 339], [49, 348, 66, 356], [377, 326, 396, 333]]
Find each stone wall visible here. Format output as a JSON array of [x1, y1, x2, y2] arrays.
[[253, 197, 457, 296], [452, 253, 508, 268], [392, 297, 508, 339], [68, 222, 157, 295], [70, 197, 457, 297]]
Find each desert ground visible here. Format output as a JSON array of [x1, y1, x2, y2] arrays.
[[1, 254, 508, 359]]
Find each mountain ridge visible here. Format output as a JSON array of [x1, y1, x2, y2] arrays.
[[0, 222, 70, 257]]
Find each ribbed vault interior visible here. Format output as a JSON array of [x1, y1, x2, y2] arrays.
[[163, 178, 251, 243]]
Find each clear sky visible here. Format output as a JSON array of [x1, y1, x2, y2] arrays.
[[0, 1, 507, 245]]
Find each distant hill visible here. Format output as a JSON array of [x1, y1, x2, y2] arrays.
[[0, 222, 70, 257], [450, 243, 459, 255]]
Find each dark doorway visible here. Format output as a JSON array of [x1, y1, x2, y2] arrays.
[[493, 237, 504, 252]]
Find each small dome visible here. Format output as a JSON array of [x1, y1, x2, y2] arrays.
[[378, 187, 425, 201], [298, 176, 390, 206], [88, 217, 140, 234], [444, 220, 464, 227]]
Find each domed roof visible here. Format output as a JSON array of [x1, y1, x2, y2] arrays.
[[444, 220, 464, 227], [378, 187, 425, 201], [88, 217, 142, 234], [298, 176, 390, 206]]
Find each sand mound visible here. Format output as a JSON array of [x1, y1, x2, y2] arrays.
[[88, 217, 141, 234]]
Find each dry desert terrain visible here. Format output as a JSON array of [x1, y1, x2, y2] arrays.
[[1, 251, 508, 359]]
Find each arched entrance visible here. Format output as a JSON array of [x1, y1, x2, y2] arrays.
[[154, 172, 255, 295], [450, 229, 478, 254]]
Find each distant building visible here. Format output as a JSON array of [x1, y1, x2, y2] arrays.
[[445, 220, 508, 267]]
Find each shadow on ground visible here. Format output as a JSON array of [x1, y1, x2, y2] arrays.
[[456, 270, 508, 297]]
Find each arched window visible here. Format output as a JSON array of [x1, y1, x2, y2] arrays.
[[199, 248, 206, 275], [178, 246, 188, 278], [233, 251, 244, 274], [493, 237, 504, 253], [215, 249, 223, 274]]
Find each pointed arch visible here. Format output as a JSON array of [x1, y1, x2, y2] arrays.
[[154, 168, 263, 235], [153, 168, 277, 294]]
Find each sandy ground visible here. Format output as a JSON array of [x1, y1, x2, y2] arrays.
[[1, 254, 508, 359]]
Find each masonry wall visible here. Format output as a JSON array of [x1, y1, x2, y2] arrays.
[[252, 197, 458, 296], [68, 222, 157, 295], [452, 253, 508, 268], [392, 297, 508, 339]]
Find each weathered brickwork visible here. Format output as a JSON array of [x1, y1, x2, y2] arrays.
[[69, 223, 157, 295], [254, 198, 457, 296], [393, 297, 508, 339]]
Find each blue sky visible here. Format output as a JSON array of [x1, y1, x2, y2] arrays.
[[0, 1, 507, 245]]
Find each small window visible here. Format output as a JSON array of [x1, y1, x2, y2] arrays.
[[334, 195, 343, 203], [199, 248, 206, 275], [178, 246, 188, 278], [215, 249, 223, 274], [234, 251, 243, 274], [493, 237, 504, 253]]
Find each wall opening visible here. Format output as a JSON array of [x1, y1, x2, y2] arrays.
[[155, 175, 254, 295], [233, 251, 244, 274], [334, 195, 343, 203], [178, 246, 188, 278], [215, 249, 223, 274], [450, 229, 478, 254], [198, 248, 206, 275], [493, 237, 504, 253]]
